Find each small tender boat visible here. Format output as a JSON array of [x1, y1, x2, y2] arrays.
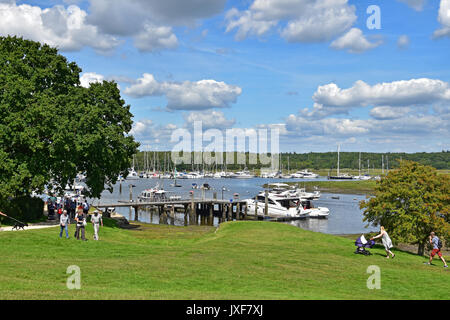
[[300, 200, 329, 219]]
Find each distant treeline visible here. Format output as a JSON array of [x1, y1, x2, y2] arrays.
[[132, 151, 450, 172]]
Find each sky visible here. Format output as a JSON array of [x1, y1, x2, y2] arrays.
[[1, 0, 449, 153]]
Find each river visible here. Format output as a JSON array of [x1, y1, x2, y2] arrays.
[[92, 177, 378, 235]]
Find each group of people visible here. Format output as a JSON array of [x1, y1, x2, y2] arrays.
[[370, 226, 448, 268], [59, 207, 103, 241], [47, 195, 84, 220]]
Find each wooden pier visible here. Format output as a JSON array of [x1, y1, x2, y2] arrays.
[[96, 196, 251, 226], [96, 190, 305, 225]]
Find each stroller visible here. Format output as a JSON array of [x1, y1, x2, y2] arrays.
[[354, 235, 375, 255]]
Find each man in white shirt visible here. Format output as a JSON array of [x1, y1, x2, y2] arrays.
[[59, 210, 70, 239], [91, 210, 103, 241]]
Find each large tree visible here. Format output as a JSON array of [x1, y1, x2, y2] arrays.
[[0, 36, 139, 200], [360, 161, 449, 255]]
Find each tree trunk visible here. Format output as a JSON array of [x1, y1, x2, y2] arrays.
[[418, 242, 425, 256]]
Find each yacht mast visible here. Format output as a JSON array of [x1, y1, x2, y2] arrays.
[[337, 144, 340, 177], [359, 152, 361, 176]]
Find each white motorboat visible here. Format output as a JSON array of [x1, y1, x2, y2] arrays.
[[260, 171, 280, 178], [213, 171, 227, 179], [245, 195, 309, 218], [138, 186, 168, 202], [300, 199, 329, 219], [295, 188, 321, 200], [354, 175, 372, 181], [297, 170, 319, 178], [265, 184, 320, 200], [233, 170, 254, 179], [182, 172, 204, 179]]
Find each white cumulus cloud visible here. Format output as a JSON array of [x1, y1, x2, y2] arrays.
[[330, 28, 382, 53], [301, 78, 450, 118], [0, 2, 120, 53], [80, 72, 105, 88], [225, 0, 357, 43], [434, 0, 450, 38], [184, 110, 236, 129], [124, 74, 242, 111]]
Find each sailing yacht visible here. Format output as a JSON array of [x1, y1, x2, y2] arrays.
[[328, 145, 353, 180], [126, 168, 139, 180], [126, 155, 140, 180]]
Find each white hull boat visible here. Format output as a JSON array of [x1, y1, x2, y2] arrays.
[[245, 196, 310, 219]]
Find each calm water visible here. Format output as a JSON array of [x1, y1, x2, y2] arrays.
[[90, 177, 377, 235]]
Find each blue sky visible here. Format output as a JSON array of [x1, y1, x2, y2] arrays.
[[1, 0, 449, 153]]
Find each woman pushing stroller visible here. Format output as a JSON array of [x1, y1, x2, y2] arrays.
[[371, 226, 395, 259]]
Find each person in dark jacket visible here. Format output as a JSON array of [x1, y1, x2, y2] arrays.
[[75, 209, 87, 241]]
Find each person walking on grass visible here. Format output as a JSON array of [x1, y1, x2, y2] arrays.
[[371, 226, 395, 259], [91, 210, 103, 240], [425, 232, 448, 268], [59, 210, 70, 239], [75, 209, 87, 241]]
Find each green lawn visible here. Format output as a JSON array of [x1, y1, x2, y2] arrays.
[[0, 221, 448, 300]]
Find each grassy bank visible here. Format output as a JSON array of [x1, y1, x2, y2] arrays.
[[0, 221, 448, 300], [269, 180, 377, 195]]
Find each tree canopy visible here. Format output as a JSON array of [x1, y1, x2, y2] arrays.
[[0, 36, 139, 199], [360, 161, 449, 255]]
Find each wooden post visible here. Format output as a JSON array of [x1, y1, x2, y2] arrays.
[[133, 206, 139, 221], [209, 204, 213, 226], [162, 205, 168, 225], [236, 203, 240, 221], [228, 203, 232, 221], [222, 204, 226, 223], [196, 203, 200, 225], [171, 205, 175, 225], [184, 204, 188, 226], [244, 203, 248, 219], [265, 190, 269, 216], [129, 184, 133, 217], [190, 193, 196, 225]]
